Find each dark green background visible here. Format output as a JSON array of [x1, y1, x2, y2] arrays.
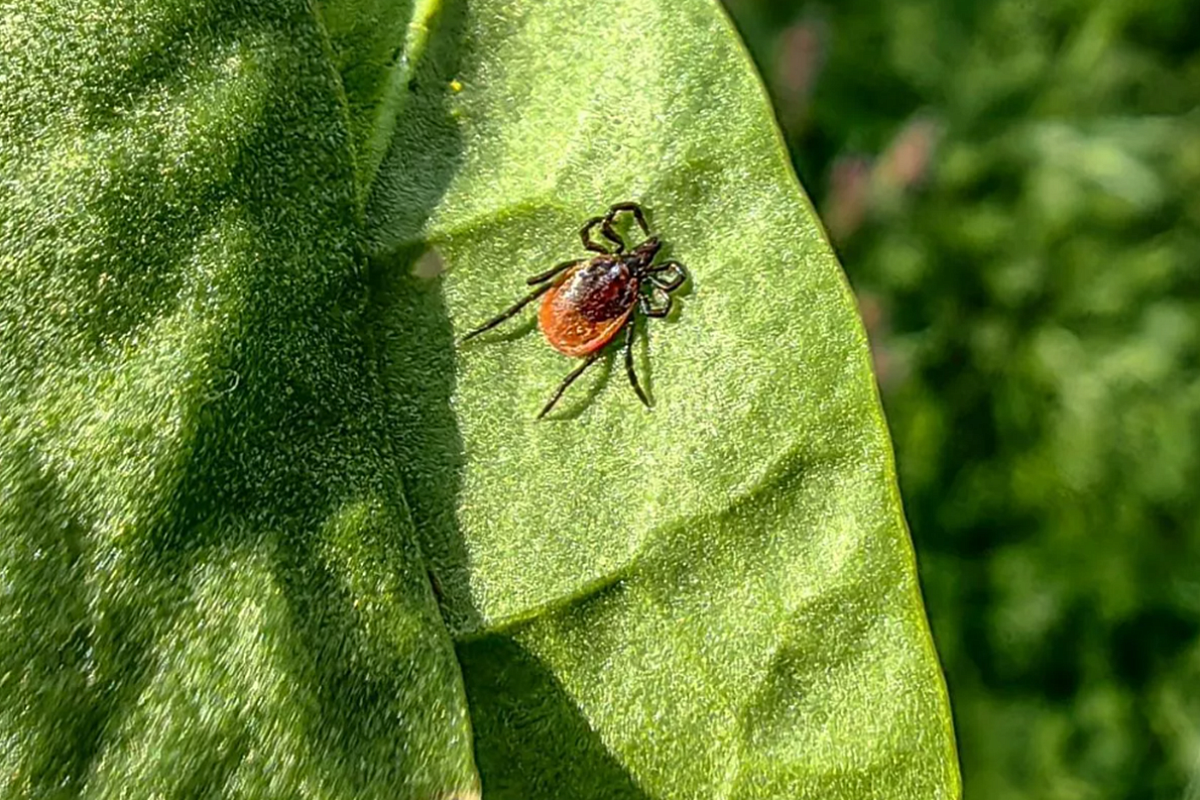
[[721, 0, 1200, 797]]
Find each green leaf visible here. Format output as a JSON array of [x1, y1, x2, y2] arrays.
[[1, 0, 956, 797], [367, 0, 959, 798], [0, 0, 475, 797], [317, 0, 441, 194]]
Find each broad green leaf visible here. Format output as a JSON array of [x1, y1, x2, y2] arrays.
[[0, 1, 475, 797], [1, 0, 956, 796], [317, 0, 440, 193], [367, 0, 959, 798]]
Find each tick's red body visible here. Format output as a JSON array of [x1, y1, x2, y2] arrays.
[[539, 258, 638, 357], [461, 201, 688, 418]]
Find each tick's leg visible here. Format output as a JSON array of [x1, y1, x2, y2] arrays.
[[459, 283, 553, 343], [580, 217, 612, 254], [640, 288, 672, 318], [606, 201, 650, 237], [526, 259, 583, 285], [538, 352, 602, 419], [647, 260, 688, 291], [600, 217, 627, 253], [623, 317, 650, 408]]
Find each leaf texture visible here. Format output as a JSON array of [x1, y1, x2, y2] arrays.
[[366, 0, 960, 797], [0, 0, 476, 796], [0, 0, 957, 797]]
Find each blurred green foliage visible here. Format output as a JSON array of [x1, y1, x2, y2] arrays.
[[722, 0, 1200, 797]]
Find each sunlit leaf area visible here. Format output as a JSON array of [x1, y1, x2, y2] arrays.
[[723, 0, 1200, 797]]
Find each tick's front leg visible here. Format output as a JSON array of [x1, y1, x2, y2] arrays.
[[639, 289, 672, 319], [606, 201, 650, 237], [526, 259, 583, 285], [580, 217, 613, 254], [460, 282, 554, 343]]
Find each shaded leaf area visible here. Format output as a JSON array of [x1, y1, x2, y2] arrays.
[[316, 0, 441, 193], [367, 0, 958, 797], [459, 635, 651, 800], [0, 0, 475, 796], [724, 0, 1200, 797]]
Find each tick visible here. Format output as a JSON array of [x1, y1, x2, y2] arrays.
[[461, 201, 688, 418]]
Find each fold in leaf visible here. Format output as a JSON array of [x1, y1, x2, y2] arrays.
[[317, 0, 442, 194], [367, 0, 959, 797], [0, 0, 475, 796]]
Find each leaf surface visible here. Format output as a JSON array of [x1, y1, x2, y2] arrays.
[[318, 0, 440, 192], [0, 0, 475, 796], [1, 0, 957, 796], [366, 0, 960, 798]]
